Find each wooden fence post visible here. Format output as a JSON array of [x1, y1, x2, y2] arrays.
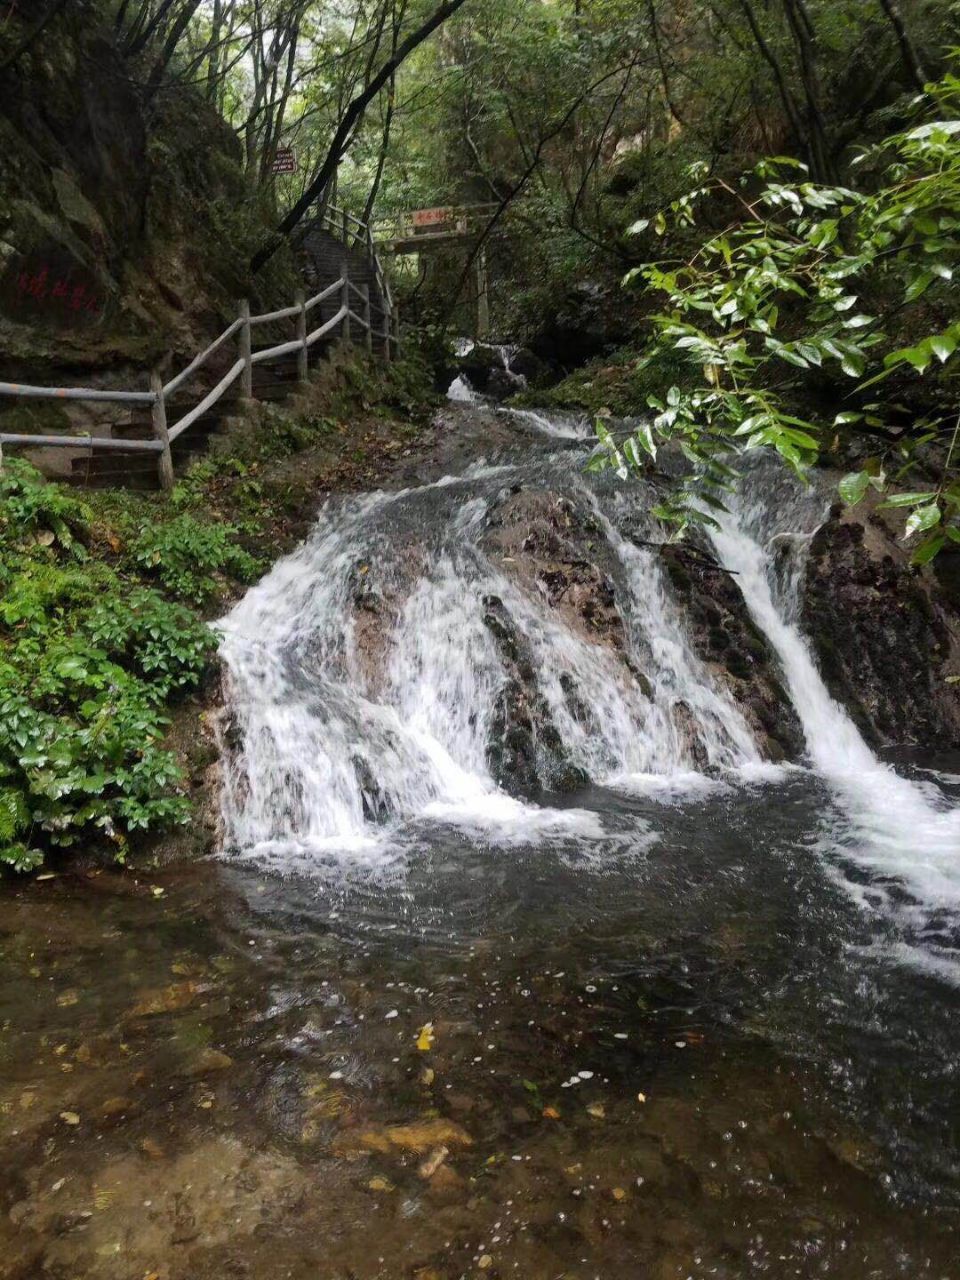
[[151, 371, 174, 493], [361, 284, 373, 354], [296, 289, 308, 382], [341, 261, 351, 344], [382, 302, 392, 362], [239, 299, 253, 398]]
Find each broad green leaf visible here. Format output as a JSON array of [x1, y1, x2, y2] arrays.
[[904, 503, 942, 537], [879, 491, 936, 508], [912, 534, 946, 564], [838, 472, 870, 506]]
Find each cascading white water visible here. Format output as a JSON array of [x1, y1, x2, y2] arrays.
[[217, 400, 960, 980], [217, 431, 764, 866], [710, 481, 960, 933]]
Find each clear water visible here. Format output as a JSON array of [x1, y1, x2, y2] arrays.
[[2, 407, 959, 1279]]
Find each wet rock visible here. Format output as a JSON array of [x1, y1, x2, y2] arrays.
[[188, 1048, 233, 1076], [129, 981, 205, 1018], [658, 546, 805, 761], [424, 1163, 464, 1204], [508, 347, 551, 387], [671, 702, 709, 771], [802, 510, 960, 747], [352, 754, 391, 824], [482, 596, 589, 796]]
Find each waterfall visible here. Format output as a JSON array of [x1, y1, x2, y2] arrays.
[[217, 403, 958, 978], [710, 479, 960, 939], [217, 439, 760, 866]]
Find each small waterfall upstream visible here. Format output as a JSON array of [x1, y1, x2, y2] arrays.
[[709, 477, 960, 959], [218, 407, 960, 971]]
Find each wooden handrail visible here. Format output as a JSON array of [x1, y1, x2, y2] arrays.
[[1, 209, 398, 491], [0, 432, 162, 452], [0, 381, 156, 404], [167, 358, 246, 442], [163, 318, 243, 397]]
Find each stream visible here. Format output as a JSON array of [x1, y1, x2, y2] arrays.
[[2, 404, 959, 1279]]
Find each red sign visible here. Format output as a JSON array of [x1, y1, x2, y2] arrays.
[[412, 207, 453, 227], [272, 147, 297, 175]]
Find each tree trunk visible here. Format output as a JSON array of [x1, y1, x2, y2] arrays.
[[146, 0, 201, 93], [737, 0, 824, 179], [878, 0, 927, 91], [781, 0, 835, 181]]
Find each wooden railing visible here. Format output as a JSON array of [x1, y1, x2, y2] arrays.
[[0, 204, 397, 492]]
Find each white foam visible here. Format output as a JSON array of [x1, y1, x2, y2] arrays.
[[711, 493, 960, 918]]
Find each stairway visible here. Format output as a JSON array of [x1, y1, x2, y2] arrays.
[[68, 225, 390, 490]]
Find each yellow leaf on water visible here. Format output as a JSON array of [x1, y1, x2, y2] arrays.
[[367, 1176, 393, 1192], [59, 1111, 80, 1126], [418, 1145, 448, 1179], [478, 1256, 493, 1270], [612, 1186, 627, 1201], [421, 1067, 435, 1085], [416, 1022, 435, 1052], [586, 1102, 605, 1119]]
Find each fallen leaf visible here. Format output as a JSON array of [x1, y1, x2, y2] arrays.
[[338, 1118, 472, 1157], [56, 990, 80, 1008], [420, 1067, 435, 1086], [542, 1106, 560, 1120], [586, 1102, 605, 1119], [418, 1145, 449, 1179], [367, 1176, 393, 1192], [637, 1092, 647, 1104], [612, 1186, 627, 1201], [416, 1022, 435, 1052], [478, 1256, 493, 1270], [59, 1111, 80, 1126], [140, 1138, 165, 1159]]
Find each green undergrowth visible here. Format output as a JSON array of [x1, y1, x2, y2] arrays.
[[0, 348, 435, 872]]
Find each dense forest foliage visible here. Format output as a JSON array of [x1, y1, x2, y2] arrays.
[[1, 0, 958, 867]]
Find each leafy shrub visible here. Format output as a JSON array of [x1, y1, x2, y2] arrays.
[[132, 512, 261, 602], [0, 465, 219, 871], [0, 458, 91, 557], [595, 69, 960, 559]]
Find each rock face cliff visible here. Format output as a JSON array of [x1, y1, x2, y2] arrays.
[[800, 498, 960, 752], [0, 6, 291, 388]]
